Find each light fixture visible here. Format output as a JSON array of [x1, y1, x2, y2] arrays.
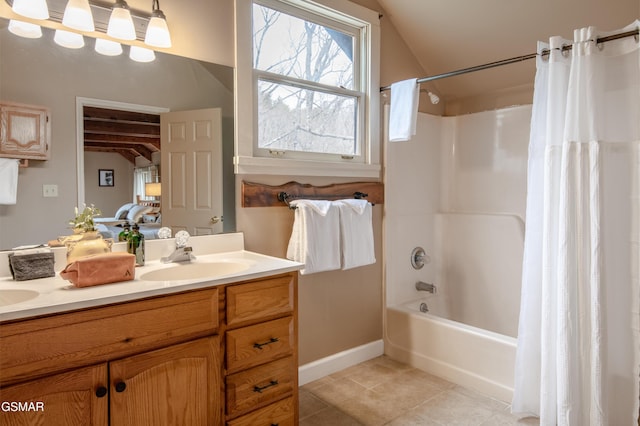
[[11, 0, 49, 20], [53, 29, 85, 49], [145, 182, 161, 198], [129, 45, 155, 62], [144, 0, 171, 48], [95, 38, 122, 56], [62, 0, 95, 32], [107, 0, 136, 41], [8, 20, 43, 38]]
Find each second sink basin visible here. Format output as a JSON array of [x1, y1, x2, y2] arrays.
[[140, 261, 250, 282], [0, 289, 39, 307]]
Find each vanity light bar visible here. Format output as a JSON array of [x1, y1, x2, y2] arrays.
[[5, 0, 153, 41]]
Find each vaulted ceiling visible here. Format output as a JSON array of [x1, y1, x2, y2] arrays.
[[83, 107, 160, 164], [376, 0, 639, 103]]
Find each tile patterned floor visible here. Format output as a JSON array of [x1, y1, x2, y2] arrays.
[[299, 356, 540, 425]]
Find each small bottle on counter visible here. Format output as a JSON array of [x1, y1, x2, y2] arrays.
[[118, 222, 131, 242], [127, 223, 145, 266]]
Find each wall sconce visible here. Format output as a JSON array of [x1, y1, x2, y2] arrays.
[[145, 182, 161, 198], [4, 0, 172, 62]]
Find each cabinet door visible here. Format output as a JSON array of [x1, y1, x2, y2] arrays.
[[110, 336, 221, 426], [0, 102, 51, 160], [0, 363, 108, 426]]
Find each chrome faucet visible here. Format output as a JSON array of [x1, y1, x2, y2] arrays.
[[415, 281, 436, 294], [161, 230, 195, 263]]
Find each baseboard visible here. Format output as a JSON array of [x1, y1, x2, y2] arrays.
[[298, 339, 384, 386]]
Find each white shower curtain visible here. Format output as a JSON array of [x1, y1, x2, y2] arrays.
[[512, 21, 640, 425]]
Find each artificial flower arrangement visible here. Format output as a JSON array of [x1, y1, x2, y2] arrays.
[[68, 204, 102, 233]]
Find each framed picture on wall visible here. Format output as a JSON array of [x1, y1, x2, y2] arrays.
[[99, 169, 114, 187]]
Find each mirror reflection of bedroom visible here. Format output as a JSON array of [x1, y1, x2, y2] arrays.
[[83, 106, 162, 241]]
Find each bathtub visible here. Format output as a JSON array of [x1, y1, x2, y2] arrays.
[[385, 298, 517, 402]]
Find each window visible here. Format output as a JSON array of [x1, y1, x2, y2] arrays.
[[235, 0, 380, 177]]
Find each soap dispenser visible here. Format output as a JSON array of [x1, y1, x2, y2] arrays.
[[128, 223, 145, 266]]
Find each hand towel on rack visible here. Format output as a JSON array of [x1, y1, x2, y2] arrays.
[[334, 199, 376, 270], [286, 199, 341, 275], [0, 158, 19, 205], [389, 77, 419, 142]]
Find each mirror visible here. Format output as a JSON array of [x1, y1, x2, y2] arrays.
[[0, 20, 236, 250]]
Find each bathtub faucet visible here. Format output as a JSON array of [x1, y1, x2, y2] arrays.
[[415, 281, 436, 294]]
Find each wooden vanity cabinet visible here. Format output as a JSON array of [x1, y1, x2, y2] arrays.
[[0, 287, 221, 425], [223, 274, 298, 425], [0, 272, 299, 426]]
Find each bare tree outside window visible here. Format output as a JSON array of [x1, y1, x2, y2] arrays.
[[253, 3, 361, 156]]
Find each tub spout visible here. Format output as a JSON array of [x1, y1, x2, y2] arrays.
[[416, 281, 436, 294]]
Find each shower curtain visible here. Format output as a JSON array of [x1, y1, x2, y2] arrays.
[[512, 21, 640, 425]]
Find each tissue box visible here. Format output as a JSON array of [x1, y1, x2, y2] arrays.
[[9, 252, 55, 281], [60, 252, 136, 288]]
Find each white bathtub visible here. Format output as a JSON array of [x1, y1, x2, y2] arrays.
[[384, 298, 517, 402]]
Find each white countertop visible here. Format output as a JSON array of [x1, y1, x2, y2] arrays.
[[0, 233, 303, 322]]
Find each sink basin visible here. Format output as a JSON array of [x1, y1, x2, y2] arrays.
[[0, 289, 39, 307], [140, 261, 250, 282]]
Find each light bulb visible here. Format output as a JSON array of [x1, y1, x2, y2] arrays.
[[129, 45, 155, 62], [95, 38, 123, 56], [54, 29, 85, 49], [107, 1, 136, 41], [62, 0, 95, 32], [11, 0, 49, 20], [144, 14, 171, 48], [8, 20, 43, 39]]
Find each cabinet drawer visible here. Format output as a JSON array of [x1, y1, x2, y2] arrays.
[[226, 316, 294, 373], [226, 275, 294, 328], [226, 356, 294, 418], [0, 288, 218, 386], [227, 397, 295, 426]]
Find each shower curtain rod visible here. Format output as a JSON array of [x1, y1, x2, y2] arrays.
[[379, 28, 639, 92]]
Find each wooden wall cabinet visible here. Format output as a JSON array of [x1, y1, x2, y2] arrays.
[[0, 101, 51, 161], [0, 272, 299, 426]]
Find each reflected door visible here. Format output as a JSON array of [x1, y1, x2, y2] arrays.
[[161, 108, 223, 236]]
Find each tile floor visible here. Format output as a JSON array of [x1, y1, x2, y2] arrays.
[[299, 355, 540, 425]]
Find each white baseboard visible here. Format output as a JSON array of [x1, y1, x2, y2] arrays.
[[298, 339, 384, 386]]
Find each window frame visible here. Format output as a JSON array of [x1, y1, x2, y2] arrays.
[[234, 0, 380, 177]]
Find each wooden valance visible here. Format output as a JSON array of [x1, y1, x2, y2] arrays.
[[241, 181, 384, 208]]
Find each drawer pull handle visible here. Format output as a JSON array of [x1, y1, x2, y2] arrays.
[[95, 386, 108, 398], [253, 380, 278, 393], [114, 381, 127, 393], [253, 337, 279, 349]]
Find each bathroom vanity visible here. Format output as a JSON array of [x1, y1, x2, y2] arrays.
[[0, 233, 302, 426]]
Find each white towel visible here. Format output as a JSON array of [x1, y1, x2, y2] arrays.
[[334, 199, 376, 270], [286, 199, 341, 275], [0, 158, 19, 205], [389, 78, 419, 142]]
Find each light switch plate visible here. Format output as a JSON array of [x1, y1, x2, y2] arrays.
[[43, 184, 58, 197]]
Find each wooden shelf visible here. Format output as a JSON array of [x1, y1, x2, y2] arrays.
[[242, 181, 384, 207]]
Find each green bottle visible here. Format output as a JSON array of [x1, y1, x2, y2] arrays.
[[118, 222, 131, 242], [127, 223, 145, 266]]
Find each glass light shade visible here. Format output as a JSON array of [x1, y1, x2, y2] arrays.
[[107, 3, 136, 40], [129, 45, 155, 62], [54, 29, 85, 49], [11, 0, 49, 20], [8, 20, 43, 39], [144, 15, 171, 48], [95, 38, 123, 56], [145, 182, 161, 197], [62, 0, 95, 32]]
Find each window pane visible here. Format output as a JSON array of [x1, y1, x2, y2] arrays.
[[258, 79, 358, 155], [253, 3, 354, 89]]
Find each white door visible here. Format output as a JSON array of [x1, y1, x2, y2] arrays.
[[160, 108, 223, 236]]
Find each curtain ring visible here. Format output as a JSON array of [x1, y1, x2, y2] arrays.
[[561, 43, 571, 58]]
